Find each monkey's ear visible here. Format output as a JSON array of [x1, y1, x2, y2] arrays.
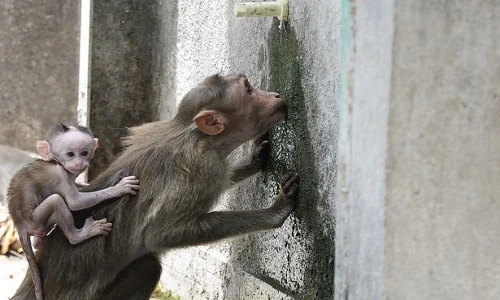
[[36, 140, 53, 161], [91, 138, 99, 159], [194, 110, 226, 136]]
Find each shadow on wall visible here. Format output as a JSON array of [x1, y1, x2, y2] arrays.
[[230, 19, 335, 299]]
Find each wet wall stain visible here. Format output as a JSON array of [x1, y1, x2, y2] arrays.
[[267, 20, 335, 300], [234, 19, 334, 299]]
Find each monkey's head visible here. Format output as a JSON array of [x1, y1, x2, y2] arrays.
[[36, 124, 99, 175], [176, 74, 286, 149]]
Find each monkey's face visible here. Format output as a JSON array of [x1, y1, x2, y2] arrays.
[[227, 77, 286, 140], [51, 131, 97, 175]]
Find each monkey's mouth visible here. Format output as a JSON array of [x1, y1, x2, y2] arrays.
[[271, 102, 287, 121], [67, 167, 86, 174]]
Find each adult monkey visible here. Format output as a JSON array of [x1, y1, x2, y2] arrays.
[[12, 74, 300, 300]]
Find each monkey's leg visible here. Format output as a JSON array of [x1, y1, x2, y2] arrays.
[[157, 172, 300, 248], [99, 254, 162, 300], [31, 194, 112, 245]]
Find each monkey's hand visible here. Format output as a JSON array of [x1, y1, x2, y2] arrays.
[[249, 133, 271, 171], [271, 172, 300, 226], [230, 134, 270, 183], [112, 175, 140, 196], [280, 172, 300, 207]]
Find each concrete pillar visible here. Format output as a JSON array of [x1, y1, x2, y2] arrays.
[[335, 0, 500, 299], [88, 0, 161, 178], [0, 0, 79, 151]]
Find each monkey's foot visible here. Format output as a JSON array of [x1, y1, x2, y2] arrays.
[[86, 217, 112, 235], [71, 217, 113, 244]]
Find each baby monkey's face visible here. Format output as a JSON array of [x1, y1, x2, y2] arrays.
[[51, 130, 97, 175]]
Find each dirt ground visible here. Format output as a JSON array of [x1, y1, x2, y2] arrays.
[[0, 253, 27, 299]]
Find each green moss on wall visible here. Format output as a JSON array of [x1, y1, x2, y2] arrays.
[[228, 19, 334, 300], [263, 19, 334, 299]]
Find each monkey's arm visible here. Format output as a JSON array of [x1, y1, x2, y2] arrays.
[[56, 174, 140, 211], [150, 173, 299, 249], [230, 136, 270, 183]]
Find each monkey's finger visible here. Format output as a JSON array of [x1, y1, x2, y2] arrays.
[[100, 227, 112, 234], [121, 182, 140, 189], [128, 185, 140, 192], [122, 178, 140, 184], [282, 172, 298, 184], [255, 131, 270, 144], [92, 218, 108, 224], [282, 172, 300, 191], [255, 141, 270, 163], [286, 182, 300, 197], [258, 140, 270, 151]]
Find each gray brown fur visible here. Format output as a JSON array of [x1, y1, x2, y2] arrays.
[[11, 74, 299, 300]]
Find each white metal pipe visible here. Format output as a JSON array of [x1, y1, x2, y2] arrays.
[[234, 0, 289, 21]]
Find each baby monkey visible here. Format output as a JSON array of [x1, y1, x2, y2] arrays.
[[7, 123, 139, 300]]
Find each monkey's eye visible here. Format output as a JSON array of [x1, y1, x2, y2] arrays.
[[66, 152, 75, 158], [81, 150, 89, 157]]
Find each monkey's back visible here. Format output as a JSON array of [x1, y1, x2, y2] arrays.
[[6, 159, 61, 225]]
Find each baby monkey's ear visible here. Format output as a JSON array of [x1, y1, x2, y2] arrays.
[[36, 140, 53, 161]]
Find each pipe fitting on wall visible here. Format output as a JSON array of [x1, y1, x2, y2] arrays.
[[234, 0, 289, 21]]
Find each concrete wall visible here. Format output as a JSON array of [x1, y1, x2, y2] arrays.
[[156, 0, 338, 299], [88, 0, 160, 178], [336, 0, 500, 299], [0, 0, 79, 151]]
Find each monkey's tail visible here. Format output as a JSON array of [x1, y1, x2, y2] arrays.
[[18, 229, 44, 300]]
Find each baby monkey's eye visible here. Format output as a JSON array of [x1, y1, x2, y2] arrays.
[[66, 152, 75, 158], [81, 151, 89, 157]]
